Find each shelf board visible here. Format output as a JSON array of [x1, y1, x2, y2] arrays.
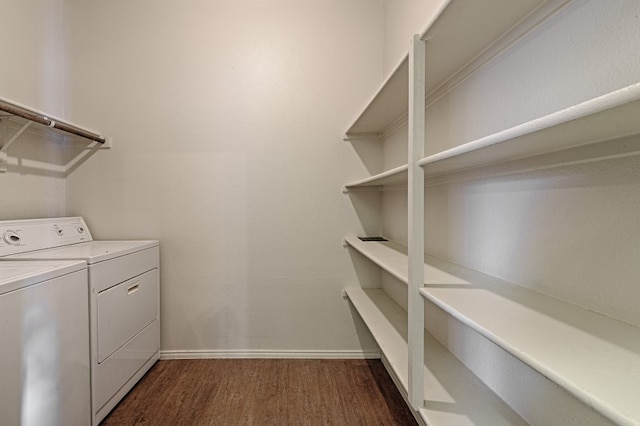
[[420, 0, 564, 97], [347, 236, 640, 423], [344, 0, 561, 138], [344, 56, 409, 139], [345, 288, 408, 389], [419, 82, 640, 177], [345, 287, 525, 425], [344, 236, 468, 286], [344, 164, 408, 190], [345, 237, 409, 283], [417, 258, 640, 425]]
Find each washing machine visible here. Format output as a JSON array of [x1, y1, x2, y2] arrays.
[[0, 259, 91, 426], [0, 217, 160, 425]]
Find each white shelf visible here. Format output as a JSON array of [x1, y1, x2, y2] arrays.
[[344, 57, 409, 138], [417, 258, 640, 425], [419, 82, 640, 177], [344, 0, 564, 139], [345, 288, 408, 388], [345, 287, 525, 425], [347, 236, 640, 423], [345, 237, 409, 283], [344, 236, 468, 286], [344, 164, 408, 190], [418, 0, 565, 98]]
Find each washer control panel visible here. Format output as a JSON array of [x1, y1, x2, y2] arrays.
[[0, 217, 92, 257]]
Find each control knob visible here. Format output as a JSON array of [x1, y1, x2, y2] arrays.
[[3, 231, 21, 245]]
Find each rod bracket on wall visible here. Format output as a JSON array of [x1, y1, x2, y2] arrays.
[[0, 118, 32, 173]]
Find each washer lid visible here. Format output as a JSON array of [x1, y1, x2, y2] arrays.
[[8, 240, 159, 264], [0, 260, 86, 295]]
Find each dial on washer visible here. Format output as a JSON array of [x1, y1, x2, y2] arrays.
[[3, 231, 21, 245]]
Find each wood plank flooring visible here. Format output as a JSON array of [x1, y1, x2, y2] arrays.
[[101, 359, 418, 425]]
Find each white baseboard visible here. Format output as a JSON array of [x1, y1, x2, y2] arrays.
[[160, 349, 381, 360]]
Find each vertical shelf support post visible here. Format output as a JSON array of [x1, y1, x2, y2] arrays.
[[407, 34, 426, 410]]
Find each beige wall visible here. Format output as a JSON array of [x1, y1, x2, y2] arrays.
[[63, 0, 383, 355], [0, 0, 67, 219]]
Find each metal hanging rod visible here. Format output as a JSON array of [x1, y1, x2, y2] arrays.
[[0, 96, 105, 144]]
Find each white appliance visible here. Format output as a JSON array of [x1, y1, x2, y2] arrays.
[[0, 217, 160, 425], [0, 259, 91, 426]]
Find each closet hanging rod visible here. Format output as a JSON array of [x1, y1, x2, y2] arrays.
[[0, 97, 105, 144]]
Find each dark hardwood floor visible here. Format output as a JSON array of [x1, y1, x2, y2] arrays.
[[101, 359, 417, 425]]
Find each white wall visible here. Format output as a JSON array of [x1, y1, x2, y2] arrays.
[[0, 0, 67, 219], [63, 0, 383, 355]]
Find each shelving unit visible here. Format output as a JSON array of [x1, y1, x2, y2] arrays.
[[347, 237, 640, 424], [345, 288, 525, 426], [342, 0, 640, 423], [0, 96, 109, 173]]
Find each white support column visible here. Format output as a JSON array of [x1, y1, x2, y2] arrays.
[[407, 34, 426, 410]]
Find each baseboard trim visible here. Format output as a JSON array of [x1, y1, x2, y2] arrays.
[[160, 349, 381, 360]]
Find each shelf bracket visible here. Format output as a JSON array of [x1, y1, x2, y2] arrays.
[[0, 119, 32, 173], [342, 185, 383, 194], [60, 136, 113, 150], [343, 133, 383, 143]]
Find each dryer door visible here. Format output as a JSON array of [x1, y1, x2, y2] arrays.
[[96, 269, 159, 363]]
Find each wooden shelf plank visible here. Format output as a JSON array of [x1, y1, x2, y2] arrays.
[[344, 164, 408, 189], [419, 82, 640, 177], [417, 257, 640, 425], [345, 287, 525, 425]]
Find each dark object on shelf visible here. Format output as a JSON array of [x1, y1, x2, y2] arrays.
[[358, 236, 388, 242]]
